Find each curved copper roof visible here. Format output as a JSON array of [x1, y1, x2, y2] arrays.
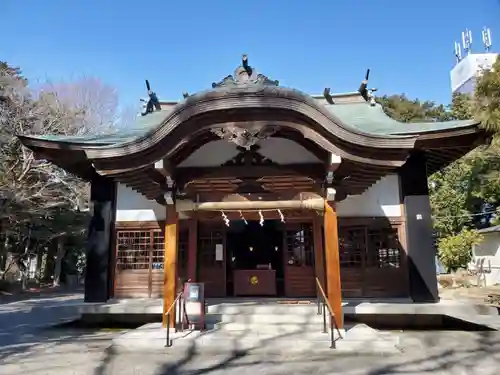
[[17, 59, 486, 201]]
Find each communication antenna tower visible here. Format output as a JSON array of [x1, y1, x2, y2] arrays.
[[482, 27, 492, 52], [462, 28, 472, 55], [454, 41, 462, 63]]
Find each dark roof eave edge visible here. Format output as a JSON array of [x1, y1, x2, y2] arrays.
[[16, 134, 118, 151], [391, 121, 482, 137]]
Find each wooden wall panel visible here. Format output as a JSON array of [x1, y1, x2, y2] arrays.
[[284, 266, 315, 297], [115, 270, 149, 298], [339, 269, 363, 297]]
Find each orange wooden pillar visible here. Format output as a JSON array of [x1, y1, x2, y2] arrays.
[[187, 218, 198, 281], [324, 200, 343, 329], [162, 205, 178, 328]]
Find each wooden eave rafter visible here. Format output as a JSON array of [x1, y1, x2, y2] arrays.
[[414, 126, 489, 174], [111, 167, 168, 201]]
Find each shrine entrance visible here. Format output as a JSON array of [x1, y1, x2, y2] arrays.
[[226, 220, 284, 297], [195, 210, 318, 299]]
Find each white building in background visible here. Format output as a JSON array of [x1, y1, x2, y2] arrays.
[[450, 53, 498, 94], [450, 27, 497, 95], [471, 225, 500, 286]]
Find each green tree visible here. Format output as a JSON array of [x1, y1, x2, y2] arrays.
[[437, 228, 482, 272], [475, 55, 500, 133]]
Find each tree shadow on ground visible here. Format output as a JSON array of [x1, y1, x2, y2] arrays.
[[366, 330, 500, 375]]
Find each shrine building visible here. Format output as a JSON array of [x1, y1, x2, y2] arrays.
[[18, 56, 486, 329]]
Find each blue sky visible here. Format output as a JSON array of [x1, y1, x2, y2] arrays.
[[2, 0, 499, 109]]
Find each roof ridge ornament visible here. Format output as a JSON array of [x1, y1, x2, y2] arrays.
[[211, 54, 279, 88], [140, 80, 161, 116], [358, 69, 377, 106]]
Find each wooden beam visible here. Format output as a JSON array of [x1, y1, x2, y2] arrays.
[[154, 158, 173, 178], [187, 218, 198, 281], [177, 198, 325, 212], [324, 201, 343, 329], [162, 205, 178, 328]]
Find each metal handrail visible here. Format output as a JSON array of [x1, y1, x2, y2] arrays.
[[315, 277, 343, 348], [164, 279, 191, 347]]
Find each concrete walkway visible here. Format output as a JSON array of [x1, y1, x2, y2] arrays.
[[0, 292, 84, 349], [0, 292, 500, 374], [1, 331, 500, 374]]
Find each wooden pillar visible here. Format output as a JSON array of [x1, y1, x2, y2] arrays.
[[187, 218, 198, 281], [313, 216, 325, 289], [162, 205, 178, 328], [85, 175, 116, 303], [324, 201, 343, 329], [398, 152, 439, 302]]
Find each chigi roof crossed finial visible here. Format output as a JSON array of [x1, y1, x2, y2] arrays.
[[212, 54, 280, 88]]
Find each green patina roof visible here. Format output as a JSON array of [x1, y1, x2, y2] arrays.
[[323, 101, 478, 136], [23, 109, 172, 145], [22, 92, 479, 147]]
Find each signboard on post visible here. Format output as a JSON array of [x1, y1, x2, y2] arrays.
[[183, 282, 206, 330]]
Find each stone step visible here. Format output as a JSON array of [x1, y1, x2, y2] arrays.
[[111, 323, 400, 355], [205, 312, 326, 324], [206, 303, 319, 315], [210, 322, 344, 336]]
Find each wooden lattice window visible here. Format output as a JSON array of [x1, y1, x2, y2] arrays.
[[116, 231, 151, 270], [339, 227, 366, 268], [366, 227, 402, 268], [151, 230, 164, 270], [285, 224, 314, 267], [178, 229, 188, 271], [198, 225, 223, 267]]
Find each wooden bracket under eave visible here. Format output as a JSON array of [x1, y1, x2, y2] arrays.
[[326, 154, 342, 184], [154, 158, 174, 183]]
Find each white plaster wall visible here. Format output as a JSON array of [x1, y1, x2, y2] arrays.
[[336, 175, 402, 217], [178, 138, 322, 167], [116, 184, 166, 221], [472, 232, 500, 286]]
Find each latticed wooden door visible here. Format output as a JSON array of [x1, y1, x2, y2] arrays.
[[198, 223, 226, 297], [338, 222, 409, 298], [115, 230, 156, 298], [338, 227, 366, 297], [364, 225, 408, 297], [283, 223, 315, 297], [114, 227, 189, 298]]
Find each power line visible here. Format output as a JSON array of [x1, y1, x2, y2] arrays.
[[432, 210, 497, 219]]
